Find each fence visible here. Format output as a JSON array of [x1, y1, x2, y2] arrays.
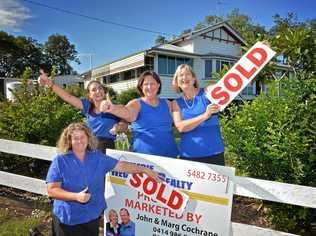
[[0, 138, 315, 235]]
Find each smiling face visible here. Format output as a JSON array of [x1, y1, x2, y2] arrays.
[[70, 129, 88, 153], [87, 81, 105, 103], [141, 75, 160, 99], [177, 67, 197, 91], [119, 209, 130, 225], [109, 211, 118, 224]]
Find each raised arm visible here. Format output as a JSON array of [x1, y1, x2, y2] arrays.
[[38, 71, 83, 110], [172, 100, 219, 133], [100, 98, 140, 122]]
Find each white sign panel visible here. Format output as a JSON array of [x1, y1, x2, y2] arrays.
[[104, 150, 235, 236], [206, 41, 276, 111]]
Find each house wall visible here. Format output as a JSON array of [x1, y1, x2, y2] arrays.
[[193, 36, 241, 56]]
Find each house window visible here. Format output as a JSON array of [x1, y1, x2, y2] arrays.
[[205, 60, 212, 78], [158, 55, 193, 75], [215, 60, 234, 73], [108, 74, 119, 83], [168, 57, 176, 75], [79, 82, 84, 88], [176, 58, 185, 68], [241, 83, 255, 96], [158, 55, 167, 74]]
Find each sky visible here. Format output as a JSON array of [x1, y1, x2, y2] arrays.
[[1, 0, 315, 74]]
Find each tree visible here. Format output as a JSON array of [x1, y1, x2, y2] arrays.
[[0, 31, 42, 77], [181, 29, 192, 36], [194, 22, 205, 31], [221, 23, 316, 233], [43, 34, 80, 75], [155, 35, 167, 45], [116, 88, 139, 105], [204, 15, 223, 25], [0, 67, 83, 177]]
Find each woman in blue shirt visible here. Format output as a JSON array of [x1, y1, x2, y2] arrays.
[[171, 64, 225, 165], [100, 71, 178, 158], [46, 122, 158, 236], [38, 70, 127, 154]]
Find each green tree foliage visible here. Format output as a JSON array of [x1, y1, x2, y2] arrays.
[[155, 35, 167, 45], [43, 34, 80, 75], [0, 31, 79, 78], [221, 22, 316, 232], [0, 31, 42, 77], [0, 67, 83, 177], [116, 88, 140, 105]]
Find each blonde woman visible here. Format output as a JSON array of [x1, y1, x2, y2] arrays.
[[171, 64, 225, 165], [38, 69, 127, 154], [106, 209, 121, 236], [46, 122, 158, 236]]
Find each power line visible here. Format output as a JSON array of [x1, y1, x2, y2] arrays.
[[22, 0, 172, 36]]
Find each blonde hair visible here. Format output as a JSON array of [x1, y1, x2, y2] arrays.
[[57, 122, 98, 153], [108, 209, 118, 220], [172, 64, 199, 93]]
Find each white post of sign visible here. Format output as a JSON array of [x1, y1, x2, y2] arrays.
[[206, 41, 276, 111], [104, 150, 235, 236]]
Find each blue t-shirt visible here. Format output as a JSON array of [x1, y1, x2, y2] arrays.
[[176, 89, 224, 158], [81, 99, 119, 140], [120, 221, 135, 236], [46, 150, 118, 225], [131, 98, 178, 158]]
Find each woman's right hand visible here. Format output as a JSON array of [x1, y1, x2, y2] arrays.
[[76, 187, 91, 203], [38, 70, 53, 87], [100, 99, 114, 113]]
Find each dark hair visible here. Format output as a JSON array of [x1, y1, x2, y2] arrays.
[[119, 208, 130, 216], [86, 80, 106, 114], [39, 64, 52, 76], [137, 71, 161, 96]]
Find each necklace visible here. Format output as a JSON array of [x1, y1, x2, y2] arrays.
[[183, 95, 196, 109]]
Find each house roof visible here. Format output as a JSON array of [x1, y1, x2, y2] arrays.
[[81, 21, 246, 75], [166, 21, 246, 46]]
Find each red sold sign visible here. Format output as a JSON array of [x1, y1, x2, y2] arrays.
[[206, 41, 276, 110], [128, 173, 189, 214]]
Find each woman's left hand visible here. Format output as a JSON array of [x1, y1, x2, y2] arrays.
[[204, 104, 220, 119]]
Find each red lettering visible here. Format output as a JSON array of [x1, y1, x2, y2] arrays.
[[223, 73, 243, 92], [211, 86, 230, 105], [129, 173, 143, 188], [186, 212, 194, 222], [236, 64, 257, 79], [167, 190, 183, 210], [156, 183, 167, 204], [143, 177, 157, 195], [246, 47, 267, 67]]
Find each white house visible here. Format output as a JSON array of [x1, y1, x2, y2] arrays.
[[82, 21, 286, 99], [0, 75, 84, 101]]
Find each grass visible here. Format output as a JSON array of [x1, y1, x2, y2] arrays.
[[0, 209, 48, 236]]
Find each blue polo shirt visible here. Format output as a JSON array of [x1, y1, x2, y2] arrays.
[[46, 150, 118, 225], [120, 221, 135, 236], [81, 99, 120, 140]]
